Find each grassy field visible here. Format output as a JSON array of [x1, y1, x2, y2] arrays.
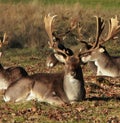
[[0, 0, 120, 8], [0, 0, 120, 123], [0, 0, 119, 49], [0, 48, 120, 123]]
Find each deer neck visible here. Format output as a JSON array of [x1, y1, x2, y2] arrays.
[[95, 51, 111, 67], [0, 64, 4, 71], [63, 66, 85, 102], [95, 52, 120, 77]]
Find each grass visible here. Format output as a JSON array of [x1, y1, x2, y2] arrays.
[[0, 1, 119, 49], [0, 0, 120, 8], [0, 98, 120, 122], [0, 48, 120, 123], [1, 48, 63, 74]]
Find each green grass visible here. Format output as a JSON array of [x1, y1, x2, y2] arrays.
[[0, 47, 120, 122], [0, 98, 120, 122], [46, 0, 120, 9], [1, 48, 63, 74], [0, 0, 120, 9]]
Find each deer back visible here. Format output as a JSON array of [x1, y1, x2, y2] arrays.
[[0, 32, 29, 90], [4, 76, 33, 102]]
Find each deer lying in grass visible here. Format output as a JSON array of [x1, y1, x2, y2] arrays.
[[46, 16, 77, 68], [45, 18, 98, 74], [3, 14, 86, 105], [80, 16, 120, 77], [0, 33, 28, 90]]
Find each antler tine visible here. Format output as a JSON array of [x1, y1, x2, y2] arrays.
[[79, 46, 95, 56], [3, 32, 7, 43], [0, 32, 8, 48], [103, 15, 120, 42], [77, 22, 83, 41], [70, 17, 78, 31], [54, 17, 78, 40], [93, 16, 105, 48], [44, 14, 57, 48]]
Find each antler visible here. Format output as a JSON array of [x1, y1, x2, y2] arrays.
[[92, 16, 105, 48], [0, 32, 8, 48], [53, 17, 78, 42], [44, 14, 57, 48], [44, 14, 73, 57], [103, 15, 120, 42], [79, 16, 105, 56], [76, 22, 83, 41], [79, 15, 120, 56]]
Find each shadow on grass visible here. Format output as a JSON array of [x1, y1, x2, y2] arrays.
[[86, 96, 120, 101]]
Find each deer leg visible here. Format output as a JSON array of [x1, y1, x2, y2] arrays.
[[3, 77, 33, 102], [43, 91, 65, 105], [97, 69, 103, 76]]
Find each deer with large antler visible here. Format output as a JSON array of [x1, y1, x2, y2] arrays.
[[80, 16, 120, 77], [3, 14, 86, 105], [46, 16, 77, 68], [0, 32, 28, 90]]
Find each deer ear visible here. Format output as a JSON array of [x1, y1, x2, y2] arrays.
[[99, 47, 105, 53], [54, 54, 66, 63]]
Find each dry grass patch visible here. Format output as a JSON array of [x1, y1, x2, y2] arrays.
[[0, 2, 119, 49]]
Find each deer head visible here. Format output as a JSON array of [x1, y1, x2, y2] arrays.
[[44, 14, 78, 63], [45, 14, 78, 67], [80, 16, 120, 63]]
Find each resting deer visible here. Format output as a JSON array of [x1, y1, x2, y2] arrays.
[[80, 16, 120, 77], [46, 16, 77, 68], [0, 33, 28, 90], [3, 14, 86, 105], [46, 22, 97, 74]]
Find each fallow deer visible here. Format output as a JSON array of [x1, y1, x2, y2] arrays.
[[0, 32, 28, 90], [80, 16, 120, 77], [3, 14, 86, 105], [46, 23, 98, 75], [46, 16, 77, 68]]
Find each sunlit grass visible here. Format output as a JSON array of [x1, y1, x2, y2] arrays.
[[0, 47, 120, 123], [0, 0, 120, 9]]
